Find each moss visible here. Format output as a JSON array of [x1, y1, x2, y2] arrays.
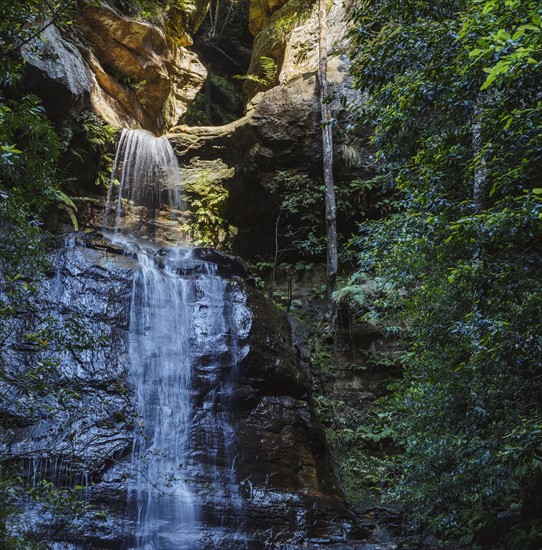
[[166, 0, 210, 43], [110, 0, 209, 44]]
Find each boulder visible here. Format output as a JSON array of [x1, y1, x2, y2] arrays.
[[21, 25, 94, 124]]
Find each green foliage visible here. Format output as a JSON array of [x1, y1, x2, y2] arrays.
[[269, 170, 388, 265], [232, 73, 270, 87], [260, 56, 278, 83], [348, 0, 542, 544], [186, 74, 246, 126], [0, 96, 61, 212], [305, 315, 400, 507], [184, 92, 212, 126], [78, 111, 117, 187], [234, 57, 278, 88], [183, 172, 237, 249], [271, 0, 313, 39], [0, 95, 78, 228], [270, 170, 327, 258], [111, 0, 169, 21], [0, 1, 48, 87]]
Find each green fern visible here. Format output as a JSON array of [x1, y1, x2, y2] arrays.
[[233, 56, 277, 88], [45, 187, 79, 230], [232, 73, 269, 86], [260, 56, 277, 83], [66, 209, 79, 231]]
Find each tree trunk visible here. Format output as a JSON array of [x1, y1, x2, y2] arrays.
[[204, 68, 212, 122], [472, 99, 487, 213], [318, 0, 338, 321]]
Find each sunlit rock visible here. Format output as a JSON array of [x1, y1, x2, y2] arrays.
[[245, 0, 355, 99], [79, 4, 207, 134]]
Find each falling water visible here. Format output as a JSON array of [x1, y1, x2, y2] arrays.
[[104, 130, 248, 548], [104, 129, 184, 242], [126, 249, 197, 549], [123, 247, 247, 549]]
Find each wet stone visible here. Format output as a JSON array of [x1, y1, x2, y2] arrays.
[[3, 233, 370, 548]]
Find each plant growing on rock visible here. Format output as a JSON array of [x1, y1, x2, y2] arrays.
[[183, 171, 237, 249], [78, 111, 118, 188]]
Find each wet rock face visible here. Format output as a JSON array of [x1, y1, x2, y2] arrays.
[[2, 233, 368, 548]]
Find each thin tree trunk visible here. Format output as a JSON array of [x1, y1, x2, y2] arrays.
[[268, 208, 283, 300], [204, 69, 212, 122], [472, 99, 487, 213], [318, 0, 338, 321], [468, 97, 488, 438]]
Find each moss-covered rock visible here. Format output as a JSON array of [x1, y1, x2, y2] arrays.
[[249, 0, 290, 36], [166, 0, 212, 45]]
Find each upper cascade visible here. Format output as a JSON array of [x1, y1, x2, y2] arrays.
[[105, 129, 186, 245]]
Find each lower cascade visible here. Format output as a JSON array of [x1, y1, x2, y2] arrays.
[[125, 247, 247, 549], [127, 251, 197, 549]]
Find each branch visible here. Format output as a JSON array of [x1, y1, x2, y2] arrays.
[[0, 0, 76, 60]]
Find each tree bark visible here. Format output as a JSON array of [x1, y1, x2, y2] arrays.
[[204, 68, 212, 122], [318, 0, 338, 321], [472, 99, 487, 213]]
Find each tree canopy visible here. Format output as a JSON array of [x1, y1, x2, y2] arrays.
[[346, 0, 542, 545]]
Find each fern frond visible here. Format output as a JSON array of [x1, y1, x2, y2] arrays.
[[66, 208, 79, 231], [232, 73, 269, 86], [47, 188, 78, 211], [260, 56, 277, 82]]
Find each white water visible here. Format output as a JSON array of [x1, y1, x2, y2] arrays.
[[124, 247, 247, 548], [105, 130, 247, 548], [127, 250, 198, 549], [104, 128, 184, 238]]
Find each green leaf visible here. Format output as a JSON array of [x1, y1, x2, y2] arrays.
[[518, 24, 540, 32], [480, 70, 497, 90]]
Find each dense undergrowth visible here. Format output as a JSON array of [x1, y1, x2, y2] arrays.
[[261, 1, 542, 547], [336, 0, 542, 547]]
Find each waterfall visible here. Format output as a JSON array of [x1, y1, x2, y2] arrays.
[[126, 250, 196, 549], [124, 248, 247, 549], [105, 130, 248, 548], [104, 129, 185, 244]]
